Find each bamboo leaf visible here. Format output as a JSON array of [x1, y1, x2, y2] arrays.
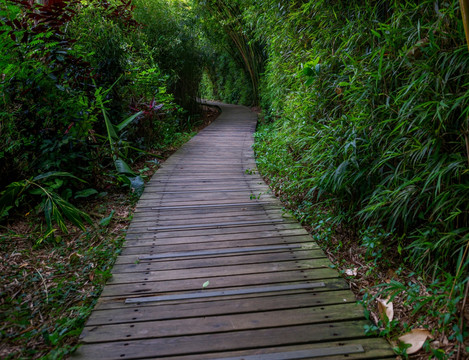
[[100, 210, 115, 227], [0, 181, 29, 218], [33, 171, 85, 183], [116, 111, 143, 132], [115, 158, 136, 176], [44, 198, 53, 232], [74, 189, 98, 199]]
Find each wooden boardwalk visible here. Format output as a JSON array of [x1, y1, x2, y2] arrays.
[[74, 103, 394, 359]]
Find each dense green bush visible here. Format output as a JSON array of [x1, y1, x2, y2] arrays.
[[200, 53, 254, 105], [0, 1, 96, 185], [240, 2, 469, 351], [0, 0, 205, 233], [250, 0, 469, 278], [133, 0, 204, 113], [195, 0, 263, 105]]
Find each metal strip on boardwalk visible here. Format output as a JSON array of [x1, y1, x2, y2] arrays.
[[147, 219, 284, 231], [215, 345, 365, 359], [150, 202, 270, 210], [138, 244, 302, 260], [145, 189, 265, 194], [125, 282, 326, 303]]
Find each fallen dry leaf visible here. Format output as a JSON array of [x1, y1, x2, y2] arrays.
[[377, 297, 394, 322], [345, 268, 358, 276], [398, 329, 431, 355]]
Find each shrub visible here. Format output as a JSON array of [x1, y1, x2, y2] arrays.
[[251, 0, 469, 277]]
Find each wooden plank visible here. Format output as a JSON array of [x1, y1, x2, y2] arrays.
[[203, 345, 365, 359], [146, 219, 285, 231], [73, 321, 372, 359], [128, 221, 297, 234], [123, 231, 310, 245], [123, 228, 308, 242], [120, 235, 316, 255], [130, 243, 319, 262], [121, 240, 314, 257], [148, 161, 255, 165], [114, 249, 326, 269], [147, 339, 396, 360], [140, 188, 272, 197], [143, 188, 268, 194], [128, 217, 288, 228], [106, 279, 348, 304], [124, 283, 326, 304], [135, 202, 279, 213], [100, 268, 341, 297], [86, 290, 357, 325], [130, 209, 286, 222], [117, 246, 319, 265], [110, 259, 332, 283], [122, 238, 313, 255], [131, 214, 285, 226], [126, 223, 306, 238], [94, 283, 350, 311], [81, 303, 364, 343], [132, 208, 284, 219], [139, 194, 278, 202], [148, 202, 271, 210], [138, 244, 301, 260]]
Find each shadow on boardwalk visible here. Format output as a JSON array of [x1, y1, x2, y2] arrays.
[[73, 103, 394, 359]]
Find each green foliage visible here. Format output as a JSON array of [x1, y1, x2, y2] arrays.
[[0, 0, 95, 187], [360, 270, 468, 357], [195, 0, 262, 105], [133, 0, 204, 113], [94, 80, 146, 195], [0, 222, 126, 359], [99, 209, 115, 227], [0, 0, 207, 235], [248, 0, 469, 353], [201, 54, 254, 105], [0, 172, 92, 241], [252, 0, 469, 278]]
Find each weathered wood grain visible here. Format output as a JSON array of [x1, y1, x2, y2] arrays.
[[86, 290, 357, 325], [74, 321, 380, 359], [73, 102, 393, 359]]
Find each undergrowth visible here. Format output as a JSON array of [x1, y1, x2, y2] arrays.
[[251, 0, 469, 358], [0, 106, 219, 359], [0, 198, 130, 359]]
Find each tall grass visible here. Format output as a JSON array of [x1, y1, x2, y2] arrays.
[[251, 0, 469, 278]]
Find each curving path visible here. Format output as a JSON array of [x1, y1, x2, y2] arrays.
[[74, 103, 394, 359]]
